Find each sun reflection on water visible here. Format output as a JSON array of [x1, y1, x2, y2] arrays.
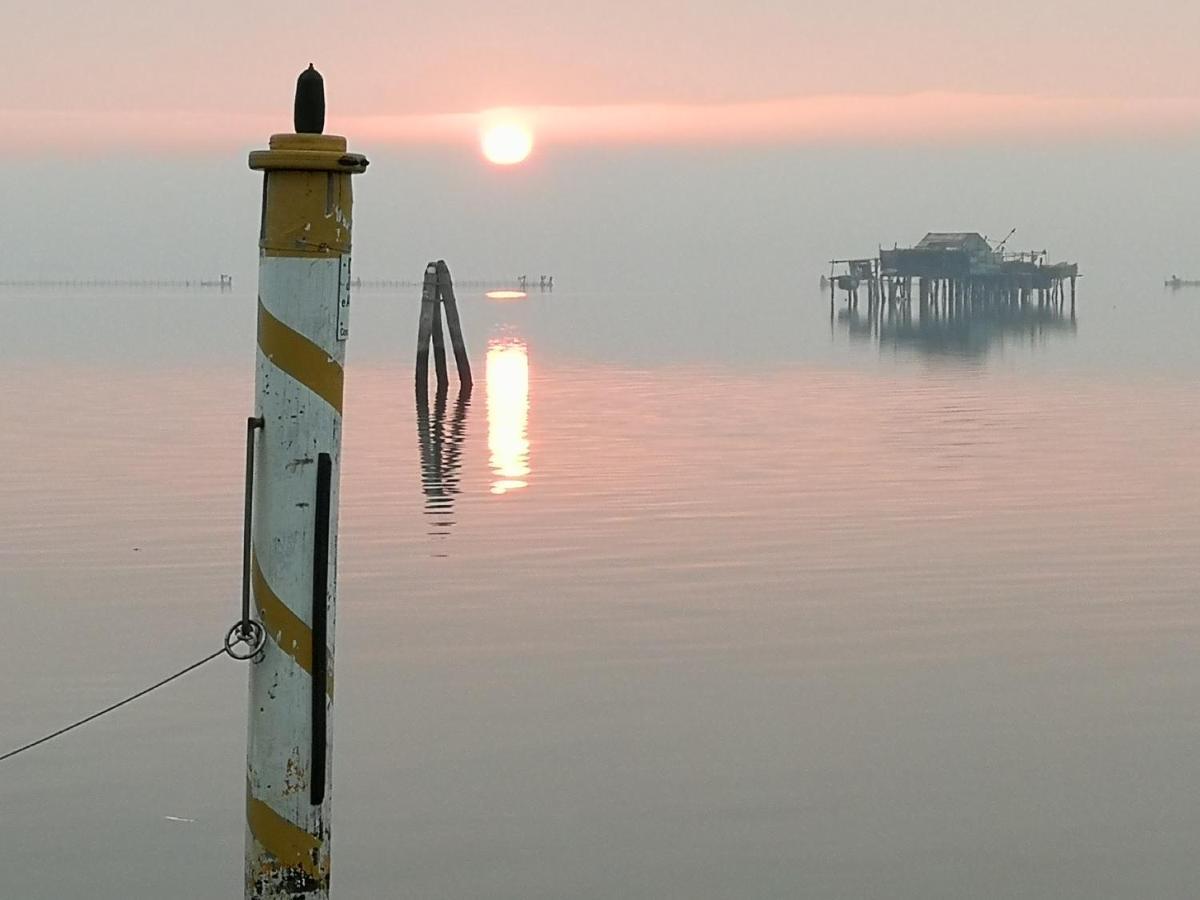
[[486, 338, 530, 494]]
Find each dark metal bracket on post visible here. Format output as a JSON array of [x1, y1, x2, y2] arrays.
[[224, 416, 267, 661], [311, 452, 332, 806], [241, 417, 265, 639]]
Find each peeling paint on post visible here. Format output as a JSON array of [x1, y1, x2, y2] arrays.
[[245, 66, 368, 900]]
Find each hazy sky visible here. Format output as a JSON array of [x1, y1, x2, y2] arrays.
[[7, 0, 1200, 150], [3, 2, 1198, 287]]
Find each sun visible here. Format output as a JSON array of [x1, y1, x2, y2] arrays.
[[481, 123, 533, 165]]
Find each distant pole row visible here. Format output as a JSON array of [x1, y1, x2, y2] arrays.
[[0, 275, 233, 288], [353, 275, 554, 291]]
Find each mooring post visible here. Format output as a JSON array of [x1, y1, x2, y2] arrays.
[[245, 65, 368, 900]]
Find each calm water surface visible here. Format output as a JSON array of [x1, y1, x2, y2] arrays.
[[1, 279, 1198, 898]]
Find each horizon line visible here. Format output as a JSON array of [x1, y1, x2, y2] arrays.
[[6, 91, 1200, 155]]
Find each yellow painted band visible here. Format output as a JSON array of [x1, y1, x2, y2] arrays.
[[257, 297, 344, 415], [252, 551, 334, 698], [247, 785, 326, 883], [258, 170, 354, 255], [270, 133, 347, 152]]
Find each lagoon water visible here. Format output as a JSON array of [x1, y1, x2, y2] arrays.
[[1, 255, 1199, 897]]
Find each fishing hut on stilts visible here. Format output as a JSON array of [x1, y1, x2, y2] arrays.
[[831, 232, 1078, 323], [828, 232, 1079, 355]]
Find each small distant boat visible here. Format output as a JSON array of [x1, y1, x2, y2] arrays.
[[1165, 276, 1200, 288]]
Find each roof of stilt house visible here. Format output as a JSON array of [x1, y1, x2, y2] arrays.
[[864, 230, 1075, 281], [914, 232, 992, 254]]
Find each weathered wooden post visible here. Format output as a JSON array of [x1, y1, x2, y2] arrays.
[[430, 288, 451, 390], [245, 64, 368, 900], [437, 261, 473, 390], [415, 263, 441, 394]]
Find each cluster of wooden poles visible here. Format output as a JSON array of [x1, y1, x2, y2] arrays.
[[413, 260, 473, 537], [415, 260, 473, 397]]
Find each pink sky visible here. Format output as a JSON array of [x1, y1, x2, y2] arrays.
[[7, 0, 1200, 151], [15, 94, 1200, 154]]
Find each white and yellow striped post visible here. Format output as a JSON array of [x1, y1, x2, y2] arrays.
[[244, 66, 367, 899]]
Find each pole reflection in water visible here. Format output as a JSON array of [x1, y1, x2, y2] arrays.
[[486, 337, 530, 495], [416, 387, 471, 537], [835, 290, 1077, 358]]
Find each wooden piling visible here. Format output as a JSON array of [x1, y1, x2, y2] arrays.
[[430, 291, 449, 391], [435, 260, 473, 391], [415, 263, 439, 394]]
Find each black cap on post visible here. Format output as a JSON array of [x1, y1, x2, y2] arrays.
[[294, 64, 326, 134]]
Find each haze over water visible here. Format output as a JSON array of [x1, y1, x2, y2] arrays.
[[2, 144, 1199, 898]]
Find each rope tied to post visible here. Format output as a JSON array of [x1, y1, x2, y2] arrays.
[[0, 621, 266, 765], [2, 413, 271, 765]]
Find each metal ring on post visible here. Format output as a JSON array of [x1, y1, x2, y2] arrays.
[[224, 620, 266, 661]]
